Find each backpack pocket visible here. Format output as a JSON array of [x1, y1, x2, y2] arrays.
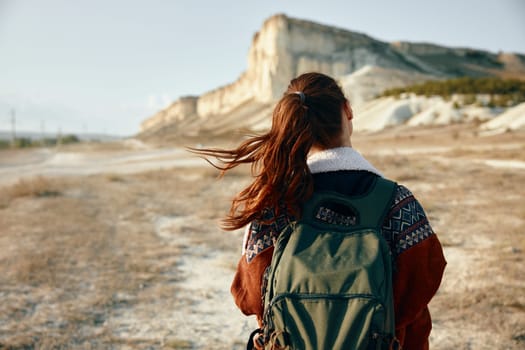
[[267, 293, 388, 350]]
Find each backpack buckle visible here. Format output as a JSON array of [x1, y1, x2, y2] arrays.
[[389, 337, 402, 350]]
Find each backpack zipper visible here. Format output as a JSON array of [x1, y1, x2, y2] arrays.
[[270, 292, 385, 309]]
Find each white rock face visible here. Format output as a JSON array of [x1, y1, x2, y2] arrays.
[[141, 97, 198, 132], [480, 102, 525, 133], [354, 95, 511, 133], [339, 65, 435, 107], [140, 14, 524, 137], [140, 14, 434, 135], [459, 105, 497, 123], [354, 97, 418, 132], [196, 75, 254, 119]]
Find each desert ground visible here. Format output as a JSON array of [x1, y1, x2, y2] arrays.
[[0, 124, 524, 349]]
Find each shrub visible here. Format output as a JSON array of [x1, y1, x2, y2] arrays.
[[0, 176, 61, 208], [0, 134, 80, 150], [61, 134, 80, 144], [13, 138, 33, 148], [380, 77, 525, 106]]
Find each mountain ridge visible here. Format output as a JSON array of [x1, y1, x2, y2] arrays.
[[140, 14, 525, 139]]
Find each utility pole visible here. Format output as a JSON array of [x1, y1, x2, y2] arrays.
[[57, 127, 62, 147], [10, 109, 16, 148], [41, 120, 45, 144]]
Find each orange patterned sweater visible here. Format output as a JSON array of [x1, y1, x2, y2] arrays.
[[231, 148, 446, 349]]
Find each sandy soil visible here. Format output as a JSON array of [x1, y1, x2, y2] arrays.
[[1, 124, 524, 349]]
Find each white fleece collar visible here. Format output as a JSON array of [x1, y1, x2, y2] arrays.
[[307, 147, 383, 177]]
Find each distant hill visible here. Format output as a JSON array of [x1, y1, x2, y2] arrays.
[[139, 14, 525, 140], [0, 131, 122, 142]]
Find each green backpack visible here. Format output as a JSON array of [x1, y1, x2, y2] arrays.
[[262, 178, 400, 350]]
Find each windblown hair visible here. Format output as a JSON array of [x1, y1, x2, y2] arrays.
[[190, 72, 348, 230]]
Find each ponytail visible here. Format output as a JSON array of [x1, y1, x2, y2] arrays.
[[190, 72, 347, 230]]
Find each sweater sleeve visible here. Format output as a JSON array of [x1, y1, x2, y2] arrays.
[[231, 247, 273, 326], [230, 208, 290, 325], [382, 185, 447, 349]]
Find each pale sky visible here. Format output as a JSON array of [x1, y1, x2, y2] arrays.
[[1, 0, 524, 136]]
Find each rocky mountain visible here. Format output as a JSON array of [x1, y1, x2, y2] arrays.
[[140, 14, 525, 139]]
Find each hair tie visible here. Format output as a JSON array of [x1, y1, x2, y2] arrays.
[[293, 91, 306, 104]]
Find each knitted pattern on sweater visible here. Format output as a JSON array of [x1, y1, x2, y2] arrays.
[[244, 148, 435, 262]]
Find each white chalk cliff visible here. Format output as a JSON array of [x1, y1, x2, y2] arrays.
[[140, 14, 525, 138]]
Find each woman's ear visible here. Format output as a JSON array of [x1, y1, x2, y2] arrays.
[[339, 101, 354, 147], [343, 101, 354, 120], [344, 101, 353, 120]]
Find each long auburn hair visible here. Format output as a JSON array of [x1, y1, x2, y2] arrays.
[[191, 72, 348, 230]]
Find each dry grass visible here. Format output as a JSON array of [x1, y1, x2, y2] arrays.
[[1, 124, 524, 349], [0, 176, 61, 208], [0, 171, 200, 349], [0, 161, 246, 349]]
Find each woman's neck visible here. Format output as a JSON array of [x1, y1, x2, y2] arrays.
[[309, 137, 352, 157]]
